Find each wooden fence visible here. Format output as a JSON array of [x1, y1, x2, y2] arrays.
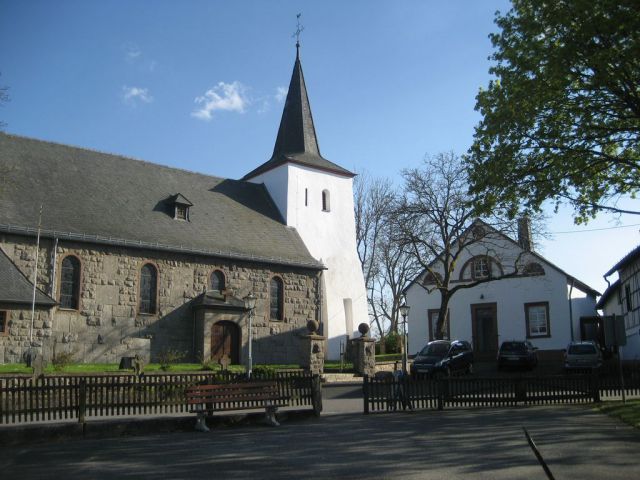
[[364, 369, 640, 414], [0, 370, 320, 425]]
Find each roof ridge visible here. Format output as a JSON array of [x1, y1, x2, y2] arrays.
[[0, 132, 233, 183]]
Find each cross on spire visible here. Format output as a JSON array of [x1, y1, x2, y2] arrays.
[[292, 13, 304, 56]]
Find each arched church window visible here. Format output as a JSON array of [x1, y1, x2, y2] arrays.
[[210, 270, 226, 292], [139, 263, 158, 314], [322, 190, 330, 212], [270, 276, 284, 321], [59, 255, 81, 310]]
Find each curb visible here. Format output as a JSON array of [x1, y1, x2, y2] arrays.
[[0, 410, 318, 448]]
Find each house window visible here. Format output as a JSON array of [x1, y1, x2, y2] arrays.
[[523, 262, 545, 276], [525, 302, 550, 338], [322, 190, 330, 212], [210, 270, 225, 292], [428, 309, 450, 341], [0, 311, 7, 335], [139, 263, 158, 314], [59, 255, 81, 310], [175, 204, 188, 220], [473, 257, 490, 279], [270, 276, 284, 321], [625, 284, 632, 311]]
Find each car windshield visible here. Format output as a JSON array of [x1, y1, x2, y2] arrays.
[[568, 344, 597, 355], [501, 342, 527, 352], [419, 343, 450, 357]]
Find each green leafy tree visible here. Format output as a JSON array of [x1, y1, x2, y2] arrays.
[[468, 0, 640, 223]]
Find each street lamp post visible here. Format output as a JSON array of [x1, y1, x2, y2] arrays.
[[399, 302, 411, 374], [244, 293, 257, 379]]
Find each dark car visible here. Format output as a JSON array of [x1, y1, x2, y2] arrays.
[[410, 340, 474, 378], [497, 341, 538, 370]]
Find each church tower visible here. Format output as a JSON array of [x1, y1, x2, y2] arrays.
[[243, 45, 368, 359]]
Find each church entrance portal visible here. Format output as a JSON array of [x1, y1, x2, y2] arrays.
[[211, 321, 240, 364]]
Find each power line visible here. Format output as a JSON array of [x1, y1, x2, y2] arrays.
[[551, 223, 640, 234]]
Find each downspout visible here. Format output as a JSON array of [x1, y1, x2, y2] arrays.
[[568, 278, 575, 342]]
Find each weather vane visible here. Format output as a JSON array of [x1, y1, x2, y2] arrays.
[[292, 13, 304, 51]]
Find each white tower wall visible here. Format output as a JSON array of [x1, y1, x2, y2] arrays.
[[249, 163, 368, 359]]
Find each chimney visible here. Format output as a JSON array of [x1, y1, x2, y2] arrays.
[[518, 216, 533, 251]]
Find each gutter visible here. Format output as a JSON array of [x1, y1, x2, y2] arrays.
[[0, 223, 326, 271]]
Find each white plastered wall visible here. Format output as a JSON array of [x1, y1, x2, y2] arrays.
[[249, 163, 368, 359]]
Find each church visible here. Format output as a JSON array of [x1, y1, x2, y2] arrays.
[[0, 46, 368, 365]]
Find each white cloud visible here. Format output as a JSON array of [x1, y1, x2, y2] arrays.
[[124, 44, 142, 62], [192, 81, 249, 120], [122, 86, 153, 106], [275, 86, 288, 103]]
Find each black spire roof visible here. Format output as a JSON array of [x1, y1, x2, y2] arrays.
[[243, 50, 354, 180]]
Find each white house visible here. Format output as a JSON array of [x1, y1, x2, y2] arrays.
[[598, 245, 640, 360], [404, 220, 600, 362]]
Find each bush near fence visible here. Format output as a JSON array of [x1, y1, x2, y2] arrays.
[[0, 370, 321, 425]]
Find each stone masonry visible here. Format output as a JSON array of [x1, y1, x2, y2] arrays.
[[0, 233, 320, 365]]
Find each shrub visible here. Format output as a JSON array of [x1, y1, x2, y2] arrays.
[[52, 350, 75, 371], [157, 348, 185, 371], [385, 332, 402, 354]]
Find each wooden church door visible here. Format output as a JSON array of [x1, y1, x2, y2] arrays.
[[211, 321, 239, 364]]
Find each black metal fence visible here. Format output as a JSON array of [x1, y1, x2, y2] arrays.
[[364, 370, 640, 414], [0, 370, 320, 424]]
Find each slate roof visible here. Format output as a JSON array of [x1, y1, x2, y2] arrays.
[[596, 279, 620, 310], [0, 133, 323, 269], [404, 219, 600, 297], [604, 244, 640, 277], [0, 247, 56, 306], [242, 51, 354, 180]]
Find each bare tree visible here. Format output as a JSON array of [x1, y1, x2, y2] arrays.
[[354, 172, 420, 347], [394, 152, 543, 340]]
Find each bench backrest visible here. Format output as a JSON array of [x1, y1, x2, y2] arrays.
[[185, 381, 279, 406]]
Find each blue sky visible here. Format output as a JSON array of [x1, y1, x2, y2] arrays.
[[1, 0, 638, 293]]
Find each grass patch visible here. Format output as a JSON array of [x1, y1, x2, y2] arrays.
[[0, 363, 301, 375], [376, 354, 402, 362], [324, 360, 354, 371], [596, 400, 640, 429]]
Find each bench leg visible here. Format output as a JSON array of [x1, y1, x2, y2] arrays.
[[195, 411, 210, 432], [264, 406, 280, 427]]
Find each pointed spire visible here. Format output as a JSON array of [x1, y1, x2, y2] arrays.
[[242, 47, 354, 180], [271, 50, 321, 158]]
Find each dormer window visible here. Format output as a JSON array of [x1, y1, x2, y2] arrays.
[[169, 193, 193, 221], [176, 204, 188, 220]]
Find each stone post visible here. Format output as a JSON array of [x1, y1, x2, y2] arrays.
[[300, 318, 326, 375], [300, 333, 326, 375], [352, 336, 376, 377]]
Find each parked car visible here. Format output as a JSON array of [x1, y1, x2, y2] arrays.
[[410, 340, 474, 378], [564, 341, 603, 371], [497, 341, 538, 370]]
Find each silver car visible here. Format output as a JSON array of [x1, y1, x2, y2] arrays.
[[564, 341, 602, 371]]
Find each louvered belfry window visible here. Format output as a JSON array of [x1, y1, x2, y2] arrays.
[[270, 277, 283, 321], [60, 256, 80, 309], [140, 263, 158, 314]]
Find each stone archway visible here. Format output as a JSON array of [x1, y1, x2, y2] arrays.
[[211, 320, 240, 364]]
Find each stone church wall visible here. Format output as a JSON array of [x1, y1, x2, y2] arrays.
[[0, 234, 319, 365]]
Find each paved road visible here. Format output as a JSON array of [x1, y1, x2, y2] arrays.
[[2, 405, 638, 479]]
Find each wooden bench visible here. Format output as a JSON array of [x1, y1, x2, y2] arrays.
[[185, 381, 283, 431]]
